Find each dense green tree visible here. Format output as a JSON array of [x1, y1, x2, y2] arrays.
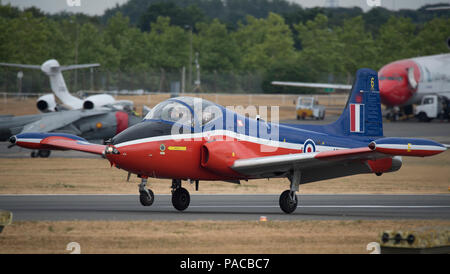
[[147, 16, 190, 90], [336, 16, 380, 74], [103, 12, 150, 71], [78, 23, 120, 70], [194, 19, 240, 71], [413, 18, 450, 56], [1, 1, 449, 94], [233, 13, 296, 71], [138, 2, 206, 32], [294, 14, 345, 77], [376, 16, 419, 65]]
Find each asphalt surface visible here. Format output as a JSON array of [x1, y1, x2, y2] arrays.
[[1, 194, 449, 221]]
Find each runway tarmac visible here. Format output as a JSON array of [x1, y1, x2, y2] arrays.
[[1, 194, 449, 221]]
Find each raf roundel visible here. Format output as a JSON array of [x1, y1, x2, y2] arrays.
[[303, 139, 316, 153]]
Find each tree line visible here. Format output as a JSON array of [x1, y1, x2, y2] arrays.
[[0, 0, 449, 94]]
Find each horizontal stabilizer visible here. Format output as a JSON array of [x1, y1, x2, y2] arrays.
[[0, 63, 41, 69], [369, 137, 446, 157], [60, 64, 100, 71]]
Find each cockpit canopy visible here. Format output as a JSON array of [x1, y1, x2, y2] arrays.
[[144, 97, 223, 127]]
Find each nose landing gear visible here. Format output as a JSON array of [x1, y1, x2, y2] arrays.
[[138, 177, 154, 206]]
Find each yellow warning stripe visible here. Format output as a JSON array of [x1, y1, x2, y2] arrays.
[[168, 146, 187, 151]]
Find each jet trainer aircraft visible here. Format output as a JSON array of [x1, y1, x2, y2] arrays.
[[10, 69, 446, 213]]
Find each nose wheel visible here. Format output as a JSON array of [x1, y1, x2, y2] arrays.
[[171, 179, 190, 211], [138, 177, 154, 206], [139, 189, 154, 206]]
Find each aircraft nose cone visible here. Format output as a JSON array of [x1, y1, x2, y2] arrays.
[[379, 80, 412, 107], [9, 136, 16, 144]]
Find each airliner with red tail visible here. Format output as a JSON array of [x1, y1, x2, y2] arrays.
[[273, 53, 450, 120], [378, 53, 450, 114], [10, 69, 447, 214]]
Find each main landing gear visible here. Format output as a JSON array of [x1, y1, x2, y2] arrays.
[[137, 178, 191, 211], [279, 168, 301, 214], [171, 179, 190, 211], [30, 150, 51, 158]]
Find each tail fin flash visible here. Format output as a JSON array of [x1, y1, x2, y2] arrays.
[[330, 68, 383, 137]]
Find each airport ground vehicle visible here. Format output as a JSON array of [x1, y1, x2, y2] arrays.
[[414, 95, 450, 122], [295, 96, 326, 120]]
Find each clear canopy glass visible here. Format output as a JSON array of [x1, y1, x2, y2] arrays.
[[144, 97, 222, 126]]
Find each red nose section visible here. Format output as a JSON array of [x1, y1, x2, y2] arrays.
[[115, 111, 129, 134], [378, 59, 420, 107]]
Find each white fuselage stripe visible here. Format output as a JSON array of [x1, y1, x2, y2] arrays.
[[114, 129, 346, 152], [17, 138, 42, 144]]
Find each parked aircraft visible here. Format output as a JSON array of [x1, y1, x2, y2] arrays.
[[2, 108, 141, 157], [10, 69, 446, 213], [0, 59, 133, 112], [272, 53, 450, 120]]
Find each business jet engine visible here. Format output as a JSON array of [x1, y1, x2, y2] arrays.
[[83, 94, 116, 109], [36, 94, 57, 113]]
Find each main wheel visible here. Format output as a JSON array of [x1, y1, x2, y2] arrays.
[[139, 189, 154, 206], [30, 151, 38, 158], [279, 190, 298, 214], [38, 150, 51, 158], [172, 187, 190, 211]]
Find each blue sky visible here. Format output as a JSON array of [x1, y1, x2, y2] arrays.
[[3, 0, 449, 15]]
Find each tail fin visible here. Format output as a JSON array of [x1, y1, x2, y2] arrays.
[[329, 68, 383, 137], [41, 59, 99, 109]]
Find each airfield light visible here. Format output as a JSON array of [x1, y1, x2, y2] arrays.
[[406, 234, 415, 245]]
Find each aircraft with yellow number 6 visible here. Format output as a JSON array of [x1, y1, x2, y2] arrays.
[[10, 69, 447, 214]]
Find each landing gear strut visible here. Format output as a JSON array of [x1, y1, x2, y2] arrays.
[[30, 150, 51, 158], [171, 179, 190, 211], [138, 177, 154, 206], [279, 169, 300, 214]]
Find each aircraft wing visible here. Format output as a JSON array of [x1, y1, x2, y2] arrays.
[[232, 137, 445, 182], [271, 81, 352, 90], [231, 147, 378, 178], [20, 109, 109, 134], [40, 136, 105, 155], [12, 133, 106, 155]]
